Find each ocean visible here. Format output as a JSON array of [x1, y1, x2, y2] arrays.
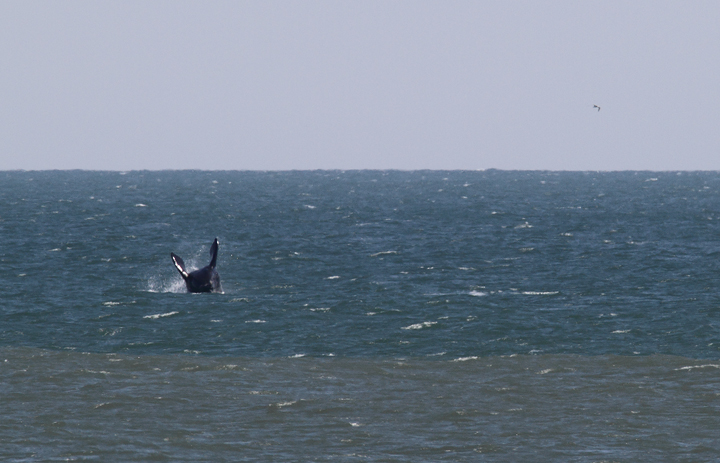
[[1, 170, 719, 461]]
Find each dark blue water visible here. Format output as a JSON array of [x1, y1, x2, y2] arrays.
[[2, 170, 720, 461], [2, 170, 720, 358]]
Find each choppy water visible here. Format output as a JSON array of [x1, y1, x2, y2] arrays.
[[1, 170, 720, 461]]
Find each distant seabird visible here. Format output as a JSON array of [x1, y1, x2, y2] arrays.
[[593, 105, 601, 112]]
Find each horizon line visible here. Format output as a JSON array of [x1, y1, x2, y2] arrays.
[[3, 168, 720, 173]]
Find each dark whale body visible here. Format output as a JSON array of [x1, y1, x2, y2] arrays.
[[171, 238, 223, 293]]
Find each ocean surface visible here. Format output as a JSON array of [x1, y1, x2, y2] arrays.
[[1, 170, 719, 461]]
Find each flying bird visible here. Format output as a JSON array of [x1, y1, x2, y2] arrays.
[[593, 105, 601, 112]]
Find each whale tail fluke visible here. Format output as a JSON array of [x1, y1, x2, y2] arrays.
[[171, 253, 190, 279], [209, 238, 219, 269]]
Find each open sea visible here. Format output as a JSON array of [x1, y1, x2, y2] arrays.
[[2, 170, 720, 462]]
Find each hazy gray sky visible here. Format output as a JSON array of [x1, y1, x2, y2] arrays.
[[1, 1, 719, 170]]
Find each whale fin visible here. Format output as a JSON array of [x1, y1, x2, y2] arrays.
[[171, 253, 190, 278], [208, 238, 219, 269]]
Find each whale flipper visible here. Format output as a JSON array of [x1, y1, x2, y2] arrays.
[[209, 238, 219, 269], [171, 253, 189, 278], [170, 238, 223, 293]]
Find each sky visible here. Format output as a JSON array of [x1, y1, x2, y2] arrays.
[[1, 1, 719, 171]]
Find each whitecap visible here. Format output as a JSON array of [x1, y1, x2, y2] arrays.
[[521, 291, 559, 296], [612, 329, 630, 334], [274, 401, 297, 408], [370, 251, 398, 257], [245, 320, 266, 324], [452, 356, 478, 362], [469, 291, 487, 297], [135, 203, 147, 207], [143, 311, 179, 319], [402, 321, 437, 330], [675, 364, 720, 371], [326, 276, 340, 280]]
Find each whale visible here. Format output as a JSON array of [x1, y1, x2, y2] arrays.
[[171, 238, 223, 293]]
